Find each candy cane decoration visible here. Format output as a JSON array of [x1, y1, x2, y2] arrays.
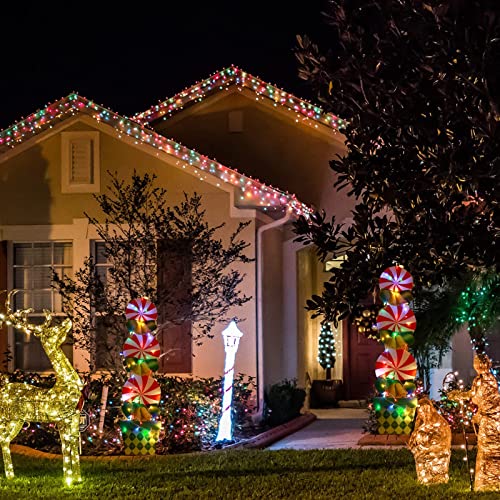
[[216, 321, 244, 442]]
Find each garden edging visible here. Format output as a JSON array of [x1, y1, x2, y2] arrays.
[[226, 412, 317, 450]]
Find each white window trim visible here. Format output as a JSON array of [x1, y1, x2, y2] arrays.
[[61, 131, 100, 193], [8, 240, 73, 372]]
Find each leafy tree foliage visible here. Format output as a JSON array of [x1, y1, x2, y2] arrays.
[[294, 0, 500, 329], [53, 172, 252, 372]]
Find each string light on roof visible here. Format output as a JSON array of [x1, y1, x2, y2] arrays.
[[0, 94, 312, 218], [133, 65, 346, 132]]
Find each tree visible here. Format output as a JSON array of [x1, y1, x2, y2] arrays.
[[53, 171, 252, 372], [318, 321, 336, 379], [294, 1, 500, 351]]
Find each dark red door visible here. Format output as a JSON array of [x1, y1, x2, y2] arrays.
[[342, 320, 383, 400]]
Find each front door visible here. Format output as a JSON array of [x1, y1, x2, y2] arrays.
[[342, 320, 383, 400]]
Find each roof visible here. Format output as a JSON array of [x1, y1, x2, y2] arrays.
[[134, 65, 346, 133], [0, 94, 311, 217]]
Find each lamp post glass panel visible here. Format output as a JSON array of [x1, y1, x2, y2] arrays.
[[216, 321, 243, 442]]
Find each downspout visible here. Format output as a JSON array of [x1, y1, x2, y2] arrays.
[[255, 210, 292, 421]]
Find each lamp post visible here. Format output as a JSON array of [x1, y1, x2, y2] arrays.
[[216, 321, 243, 442]]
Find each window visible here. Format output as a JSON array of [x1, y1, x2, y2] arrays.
[[91, 241, 116, 369], [12, 242, 73, 370], [61, 131, 100, 193]]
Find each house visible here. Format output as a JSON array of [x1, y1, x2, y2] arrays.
[[0, 66, 475, 410]]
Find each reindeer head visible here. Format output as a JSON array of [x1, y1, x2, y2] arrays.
[[0, 290, 72, 349]]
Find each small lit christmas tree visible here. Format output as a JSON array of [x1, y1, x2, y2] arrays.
[[318, 321, 336, 379]]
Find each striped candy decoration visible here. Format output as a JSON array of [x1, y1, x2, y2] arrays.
[[123, 333, 160, 359], [125, 298, 158, 322], [375, 348, 417, 381], [122, 375, 161, 406], [376, 303, 416, 333], [379, 266, 414, 293]]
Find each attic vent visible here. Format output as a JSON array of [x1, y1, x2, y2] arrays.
[[70, 138, 93, 184], [228, 110, 243, 133], [61, 131, 100, 193]]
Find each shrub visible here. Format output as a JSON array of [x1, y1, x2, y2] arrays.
[[10, 371, 255, 455], [264, 379, 306, 426]]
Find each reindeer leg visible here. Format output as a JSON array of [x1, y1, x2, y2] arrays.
[[59, 413, 81, 485], [0, 420, 23, 479]]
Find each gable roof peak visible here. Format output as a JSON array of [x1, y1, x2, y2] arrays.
[[133, 65, 346, 133]]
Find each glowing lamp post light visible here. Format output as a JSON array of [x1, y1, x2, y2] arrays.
[[216, 321, 243, 442]]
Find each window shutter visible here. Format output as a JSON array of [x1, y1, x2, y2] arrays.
[[157, 239, 193, 373], [69, 138, 93, 184]]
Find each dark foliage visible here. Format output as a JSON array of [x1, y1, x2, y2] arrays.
[[294, 1, 500, 327], [264, 379, 306, 426]]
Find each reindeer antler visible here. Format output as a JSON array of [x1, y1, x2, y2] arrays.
[[0, 290, 40, 334]]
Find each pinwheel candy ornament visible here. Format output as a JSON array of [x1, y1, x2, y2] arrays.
[[379, 266, 414, 293], [122, 375, 161, 406], [123, 333, 160, 359], [126, 298, 158, 322], [377, 304, 416, 334], [375, 348, 417, 382]]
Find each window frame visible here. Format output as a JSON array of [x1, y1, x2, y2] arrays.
[[9, 240, 73, 371]]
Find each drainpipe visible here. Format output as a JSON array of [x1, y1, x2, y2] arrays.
[[255, 210, 292, 421]]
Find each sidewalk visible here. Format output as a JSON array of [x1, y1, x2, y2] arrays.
[[267, 408, 376, 450]]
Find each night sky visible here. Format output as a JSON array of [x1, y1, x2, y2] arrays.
[[0, 1, 327, 129]]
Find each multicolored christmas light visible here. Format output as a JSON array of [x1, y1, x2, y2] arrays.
[[134, 65, 346, 133], [0, 87, 313, 217], [120, 298, 162, 455], [373, 266, 418, 435]]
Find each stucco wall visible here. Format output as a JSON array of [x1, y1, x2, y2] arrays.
[[154, 90, 353, 221], [260, 223, 284, 387], [0, 118, 257, 380]]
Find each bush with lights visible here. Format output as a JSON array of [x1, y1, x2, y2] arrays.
[[11, 372, 255, 455]]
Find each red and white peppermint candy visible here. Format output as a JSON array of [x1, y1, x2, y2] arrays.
[[122, 375, 161, 406], [123, 333, 160, 359], [375, 348, 417, 381], [379, 266, 414, 293], [125, 298, 158, 322], [377, 303, 416, 333]]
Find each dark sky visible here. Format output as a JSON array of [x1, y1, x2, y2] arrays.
[[0, 1, 327, 129]]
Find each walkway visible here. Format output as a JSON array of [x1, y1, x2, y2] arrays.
[[268, 408, 370, 450]]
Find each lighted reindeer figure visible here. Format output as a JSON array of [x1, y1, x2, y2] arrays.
[[0, 291, 83, 485]]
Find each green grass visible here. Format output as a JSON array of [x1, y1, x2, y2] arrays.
[[0, 449, 495, 499]]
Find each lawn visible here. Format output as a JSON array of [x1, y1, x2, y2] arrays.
[[0, 448, 495, 499]]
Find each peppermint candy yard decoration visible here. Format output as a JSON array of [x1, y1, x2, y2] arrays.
[[122, 375, 162, 406], [123, 333, 161, 359], [379, 265, 414, 305], [126, 298, 158, 322], [375, 348, 417, 382], [373, 266, 418, 435], [376, 303, 416, 334], [120, 298, 162, 455]]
